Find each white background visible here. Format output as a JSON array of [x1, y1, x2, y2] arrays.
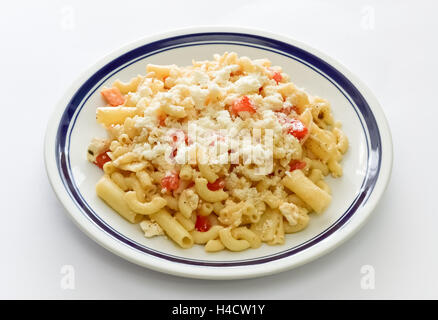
[[1, 0, 437, 299]]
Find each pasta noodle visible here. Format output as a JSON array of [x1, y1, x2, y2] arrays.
[[95, 175, 142, 223], [282, 170, 331, 214], [151, 209, 194, 248]]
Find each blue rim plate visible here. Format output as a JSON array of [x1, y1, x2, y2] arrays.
[[45, 27, 393, 279]]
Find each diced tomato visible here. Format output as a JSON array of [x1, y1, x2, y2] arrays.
[[94, 151, 111, 169], [288, 118, 308, 140], [231, 96, 256, 115], [101, 87, 125, 106], [195, 215, 211, 232], [207, 178, 225, 191], [272, 71, 282, 84], [161, 171, 180, 191], [289, 160, 306, 171]]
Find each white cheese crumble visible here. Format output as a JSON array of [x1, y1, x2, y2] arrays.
[[139, 220, 164, 238], [234, 75, 261, 94]]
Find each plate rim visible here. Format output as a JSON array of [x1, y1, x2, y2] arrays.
[[44, 26, 393, 280]]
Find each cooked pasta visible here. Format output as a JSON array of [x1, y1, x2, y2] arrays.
[[88, 52, 348, 252]]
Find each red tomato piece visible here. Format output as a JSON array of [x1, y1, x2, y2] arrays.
[[289, 160, 306, 171], [161, 172, 179, 191], [288, 118, 308, 140], [195, 215, 211, 232], [207, 178, 225, 191], [272, 71, 282, 84], [231, 96, 256, 114], [100, 87, 125, 106], [94, 151, 111, 169]]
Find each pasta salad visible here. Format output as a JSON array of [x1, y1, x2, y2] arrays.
[[87, 52, 349, 252]]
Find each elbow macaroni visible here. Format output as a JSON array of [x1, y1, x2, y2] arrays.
[[88, 52, 348, 252], [195, 178, 228, 202]]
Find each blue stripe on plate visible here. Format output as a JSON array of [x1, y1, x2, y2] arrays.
[[55, 32, 381, 266]]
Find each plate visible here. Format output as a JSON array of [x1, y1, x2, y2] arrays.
[[44, 27, 392, 279]]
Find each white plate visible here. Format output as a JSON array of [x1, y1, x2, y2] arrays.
[[44, 27, 392, 280]]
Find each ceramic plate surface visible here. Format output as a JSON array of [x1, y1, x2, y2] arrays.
[[45, 27, 392, 279]]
